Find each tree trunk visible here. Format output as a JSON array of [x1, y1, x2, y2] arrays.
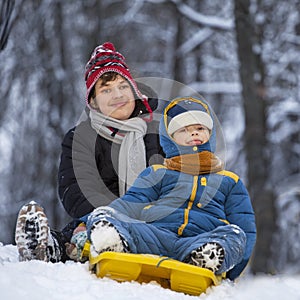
[[234, 0, 277, 274], [0, 0, 15, 50]]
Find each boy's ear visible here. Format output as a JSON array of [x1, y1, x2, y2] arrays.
[[89, 97, 98, 109]]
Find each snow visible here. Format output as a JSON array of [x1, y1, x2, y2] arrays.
[[1, 243, 300, 300]]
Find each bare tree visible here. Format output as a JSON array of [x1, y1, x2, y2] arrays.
[[234, 0, 277, 274], [0, 0, 15, 50], [258, 0, 300, 272], [0, 0, 17, 126]]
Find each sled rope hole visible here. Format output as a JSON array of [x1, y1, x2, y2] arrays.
[[156, 257, 173, 267]]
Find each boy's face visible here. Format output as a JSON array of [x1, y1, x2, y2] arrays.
[[91, 75, 135, 120], [172, 124, 210, 146]]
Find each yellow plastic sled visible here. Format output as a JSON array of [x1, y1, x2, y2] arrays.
[[89, 251, 223, 296]]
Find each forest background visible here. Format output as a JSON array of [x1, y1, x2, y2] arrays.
[[0, 0, 299, 277]]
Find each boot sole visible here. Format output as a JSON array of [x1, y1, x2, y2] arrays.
[[188, 242, 225, 273], [15, 201, 49, 262]]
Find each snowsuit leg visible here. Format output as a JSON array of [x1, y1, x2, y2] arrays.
[[86, 209, 246, 274], [121, 222, 246, 275], [175, 225, 247, 274], [86, 209, 178, 255]]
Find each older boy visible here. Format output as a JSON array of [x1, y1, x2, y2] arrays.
[[15, 42, 164, 263]]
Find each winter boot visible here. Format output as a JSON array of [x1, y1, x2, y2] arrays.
[[15, 201, 63, 263], [184, 242, 225, 273], [89, 219, 130, 258]]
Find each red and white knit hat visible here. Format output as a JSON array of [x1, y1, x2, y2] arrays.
[[85, 42, 149, 110]]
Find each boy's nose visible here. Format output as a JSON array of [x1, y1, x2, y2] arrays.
[[191, 131, 199, 136], [112, 87, 123, 98]]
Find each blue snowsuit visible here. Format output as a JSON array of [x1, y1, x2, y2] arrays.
[[85, 97, 256, 281]]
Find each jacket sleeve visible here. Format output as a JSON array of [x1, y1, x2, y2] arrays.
[[58, 127, 94, 218], [58, 123, 116, 218], [224, 178, 256, 280]]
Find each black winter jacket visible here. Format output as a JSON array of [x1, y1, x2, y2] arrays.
[[58, 91, 164, 218]]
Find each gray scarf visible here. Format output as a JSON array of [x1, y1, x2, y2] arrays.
[[89, 109, 147, 196]]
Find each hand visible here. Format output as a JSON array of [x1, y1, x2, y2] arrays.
[[65, 223, 88, 262]]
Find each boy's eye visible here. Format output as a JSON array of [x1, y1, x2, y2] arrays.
[[178, 128, 186, 133], [100, 88, 111, 94], [120, 84, 130, 90]]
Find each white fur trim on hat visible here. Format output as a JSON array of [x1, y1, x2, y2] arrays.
[[168, 110, 213, 135]]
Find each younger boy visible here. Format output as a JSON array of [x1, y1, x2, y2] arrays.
[[83, 97, 257, 281]]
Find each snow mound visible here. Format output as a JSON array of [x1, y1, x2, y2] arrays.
[[0, 243, 299, 300]]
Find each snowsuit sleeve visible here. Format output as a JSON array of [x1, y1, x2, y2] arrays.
[[224, 177, 256, 280], [109, 166, 163, 219]]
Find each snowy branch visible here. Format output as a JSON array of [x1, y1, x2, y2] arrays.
[[176, 28, 214, 57], [171, 0, 234, 30], [182, 81, 241, 94], [122, 1, 145, 23]]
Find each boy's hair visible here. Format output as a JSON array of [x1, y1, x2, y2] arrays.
[[89, 72, 118, 100]]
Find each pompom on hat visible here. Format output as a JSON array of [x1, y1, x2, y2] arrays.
[[84, 42, 151, 112], [167, 99, 213, 135]]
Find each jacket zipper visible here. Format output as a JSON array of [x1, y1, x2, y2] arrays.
[[177, 176, 198, 235]]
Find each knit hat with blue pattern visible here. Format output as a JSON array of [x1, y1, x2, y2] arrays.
[[167, 99, 213, 135]]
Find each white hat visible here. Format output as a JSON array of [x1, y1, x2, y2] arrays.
[[167, 110, 213, 135]]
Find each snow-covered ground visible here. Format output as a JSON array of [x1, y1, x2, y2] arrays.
[[1, 243, 299, 300]]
